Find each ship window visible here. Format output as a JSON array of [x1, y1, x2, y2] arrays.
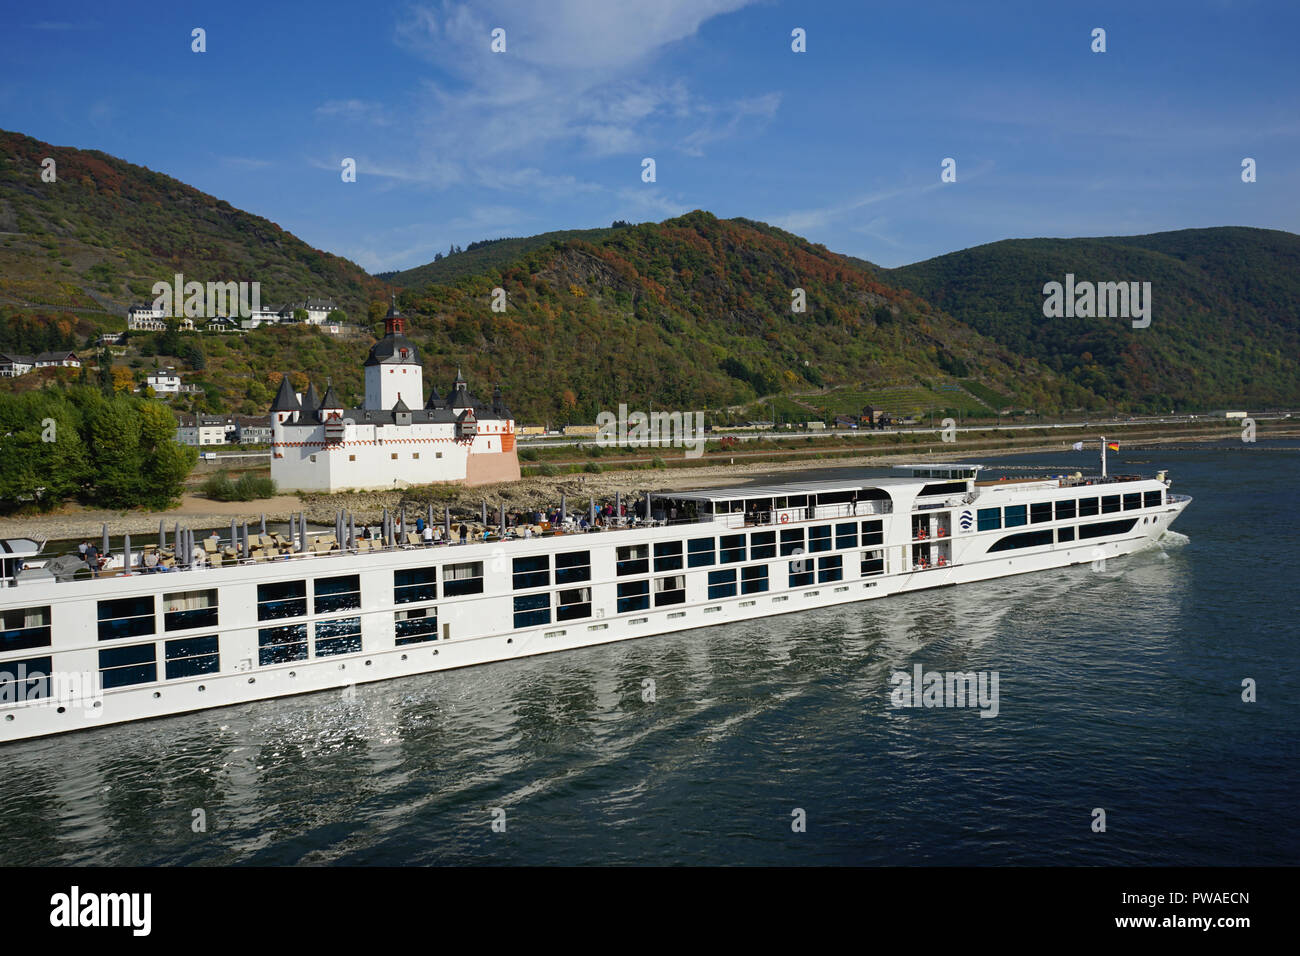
[[789, 558, 814, 588], [687, 537, 716, 567], [1004, 505, 1027, 528], [315, 575, 361, 614], [1123, 493, 1141, 511], [835, 522, 858, 549], [315, 617, 361, 657], [1078, 497, 1099, 517], [513, 593, 551, 628], [1030, 502, 1052, 524], [617, 580, 650, 613], [512, 555, 551, 590], [750, 531, 776, 559], [654, 541, 683, 571], [741, 564, 769, 594], [988, 529, 1054, 552], [654, 575, 686, 606], [861, 520, 884, 546], [555, 550, 591, 583], [395, 566, 437, 604], [98, 595, 156, 640], [616, 544, 649, 576], [257, 581, 306, 621], [817, 555, 843, 583], [395, 607, 439, 645], [1058, 527, 1075, 543], [708, 569, 737, 599], [0, 655, 51, 701], [259, 624, 308, 665], [977, 508, 1001, 531], [164, 636, 219, 679], [163, 590, 218, 632], [1055, 499, 1076, 520], [556, 588, 592, 621], [861, 550, 885, 576], [720, 534, 746, 564], [1078, 518, 1138, 540], [98, 643, 157, 689], [1144, 490, 1162, 508], [1101, 495, 1122, 514], [0, 605, 51, 653], [780, 528, 805, 556], [808, 525, 833, 553], [444, 562, 484, 596]]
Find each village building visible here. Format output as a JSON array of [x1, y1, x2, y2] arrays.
[[34, 351, 81, 368], [0, 354, 36, 377], [270, 303, 519, 491]]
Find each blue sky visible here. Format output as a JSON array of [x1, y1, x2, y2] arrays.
[[2, 0, 1297, 272]]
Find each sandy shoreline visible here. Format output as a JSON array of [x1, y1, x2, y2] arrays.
[[1, 430, 1289, 542]]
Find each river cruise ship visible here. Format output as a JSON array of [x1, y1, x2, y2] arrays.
[[0, 459, 1190, 742]]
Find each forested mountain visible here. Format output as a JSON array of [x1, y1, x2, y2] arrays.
[[879, 227, 1300, 408]]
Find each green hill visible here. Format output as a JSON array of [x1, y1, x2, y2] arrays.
[[879, 227, 1300, 409], [381, 227, 626, 287]]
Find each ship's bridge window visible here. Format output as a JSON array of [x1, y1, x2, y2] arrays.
[[259, 624, 308, 665], [514, 593, 551, 628], [165, 636, 219, 680], [1123, 493, 1141, 511], [719, 534, 746, 563], [817, 555, 843, 583], [1004, 505, 1027, 528], [164, 589, 218, 632], [654, 541, 683, 572], [918, 481, 967, 497], [1144, 490, 1162, 508], [1101, 495, 1122, 514], [1078, 497, 1100, 517], [617, 580, 650, 613], [808, 525, 833, 553], [741, 564, 770, 594], [750, 531, 776, 560], [395, 566, 437, 604], [556, 550, 591, 584], [315, 617, 361, 657], [557, 588, 593, 621], [977, 508, 1001, 531], [0, 655, 51, 701], [780, 528, 805, 556], [513, 555, 550, 590], [1, 605, 51, 653], [654, 575, 686, 606], [687, 537, 716, 567], [396, 607, 439, 645], [316, 576, 361, 614], [1055, 499, 1077, 520], [708, 568, 737, 599], [98, 643, 157, 689], [861, 520, 884, 546], [258, 581, 306, 621], [616, 544, 649, 576], [98, 595, 156, 641], [444, 562, 485, 596]]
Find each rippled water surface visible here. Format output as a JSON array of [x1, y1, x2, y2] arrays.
[[1, 445, 1296, 865]]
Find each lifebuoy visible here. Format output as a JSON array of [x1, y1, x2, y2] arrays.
[[779, 513, 789, 524]]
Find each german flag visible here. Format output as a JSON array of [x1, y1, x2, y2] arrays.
[[1106, 441, 1120, 451]]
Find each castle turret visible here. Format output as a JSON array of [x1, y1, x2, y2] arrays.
[[317, 384, 343, 420], [364, 301, 423, 410], [301, 382, 320, 421], [270, 373, 301, 444]]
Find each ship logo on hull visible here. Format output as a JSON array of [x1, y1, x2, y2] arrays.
[[958, 509, 973, 532]]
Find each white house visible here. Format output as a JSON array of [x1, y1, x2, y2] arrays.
[[34, 351, 81, 368], [127, 305, 170, 331], [270, 303, 519, 491], [0, 354, 35, 377], [145, 368, 183, 394], [176, 415, 231, 447], [280, 298, 337, 325]]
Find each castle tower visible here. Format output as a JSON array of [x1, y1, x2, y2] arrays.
[[270, 373, 301, 445], [364, 301, 423, 410]]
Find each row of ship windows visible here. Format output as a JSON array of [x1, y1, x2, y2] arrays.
[[0, 608, 444, 698], [976, 491, 1162, 531]]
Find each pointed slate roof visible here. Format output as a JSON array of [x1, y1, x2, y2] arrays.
[[318, 384, 342, 410], [364, 302, 421, 367], [424, 384, 441, 409], [392, 395, 411, 414], [302, 382, 320, 413], [271, 374, 300, 412]]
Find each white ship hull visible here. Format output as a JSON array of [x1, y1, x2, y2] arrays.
[[0, 467, 1190, 743]]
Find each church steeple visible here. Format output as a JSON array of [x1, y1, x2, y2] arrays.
[[383, 296, 405, 336]]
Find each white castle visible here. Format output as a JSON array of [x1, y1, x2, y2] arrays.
[[270, 303, 520, 491]]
